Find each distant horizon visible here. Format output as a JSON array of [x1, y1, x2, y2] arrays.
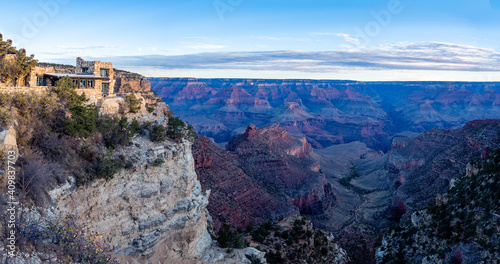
[[38, 58, 500, 82]]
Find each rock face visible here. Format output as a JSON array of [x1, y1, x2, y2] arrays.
[[115, 73, 167, 110], [193, 135, 297, 232], [388, 119, 500, 210], [150, 78, 500, 151], [377, 148, 500, 263], [48, 135, 267, 264], [194, 124, 335, 232], [50, 139, 213, 263], [228, 124, 334, 216]]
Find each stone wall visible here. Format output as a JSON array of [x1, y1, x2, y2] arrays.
[[28, 66, 55, 87], [0, 86, 49, 94], [76, 57, 115, 94], [76, 88, 103, 101]]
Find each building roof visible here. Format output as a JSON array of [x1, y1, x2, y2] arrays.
[[44, 73, 108, 79]]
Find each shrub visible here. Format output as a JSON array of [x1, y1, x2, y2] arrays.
[[125, 93, 142, 113], [340, 177, 350, 186], [152, 158, 165, 167], [21, 211, 118, 263], [217, 224, 248, 249], [150, 125, 167, 142], [251, 226, 269, 243], [266, 250, 285, 264], [96, 151, 123, 181], [64, 103, 99, 138], [129, 118, 139, 136], [147, 106, 155, 113], [96, 116, 137, 149], [166, 116, 186, 140]]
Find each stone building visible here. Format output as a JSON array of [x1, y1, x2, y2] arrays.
[[28, 57, 116, 97]]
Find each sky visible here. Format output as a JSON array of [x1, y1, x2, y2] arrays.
[[1, 0, 500, 81]]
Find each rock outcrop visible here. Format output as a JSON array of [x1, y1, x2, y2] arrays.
[[49, 139, 212, 263], [194, 124, 336, 232], [47, 135, 265, 263], [388, 119, 500, 210], [193, 135, 297, 232]]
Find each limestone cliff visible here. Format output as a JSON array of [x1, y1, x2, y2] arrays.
[[45, 125, 265, 264], [49, 138, 213, 263]]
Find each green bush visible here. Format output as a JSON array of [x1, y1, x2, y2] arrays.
[[152, 158, 165, 167], [64, 103, 99, 138], [340, 177, 350, 186], [150, 125, 167, 142], [96, 116, 137, 149], [125, 93, 142, 113], [166, 116, 186, 140], [0, 37, 38, 85], [217, 224, 248, 249], [251, 226, 269, 243], [96, 151, 123, 181], [129, 118, 139, 136]]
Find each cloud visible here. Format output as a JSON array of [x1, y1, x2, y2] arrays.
[[105, 42, 500, 73], [189, 44, 227, 50], [312, 32, 360, 43]]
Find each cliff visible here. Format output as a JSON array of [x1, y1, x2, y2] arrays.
[[48, 138, 210, 263], [0, 69, 265, 263]]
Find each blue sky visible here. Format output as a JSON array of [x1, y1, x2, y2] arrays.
[[1, 0, 500, 80]]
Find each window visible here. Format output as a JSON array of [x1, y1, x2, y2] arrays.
[[81, 67, 89, 73], [100, 69, 109, 77], [36, 76, 46, 86], [88, 80, 94, 88], [73, 79, 78, 88], [80, 80, 86, 88], [102, 83, 109, 94]]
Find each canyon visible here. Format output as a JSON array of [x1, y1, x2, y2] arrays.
[[150, 78, 500, 151], [1, 65, 498, 263]]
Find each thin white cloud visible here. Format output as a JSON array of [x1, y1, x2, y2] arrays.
[[105, 42, 500, 73], [312, 32, 360, 44]]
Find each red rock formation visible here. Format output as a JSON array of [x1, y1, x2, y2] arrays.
[[194, 124, 336, 231], [193, 135, 298, 232]]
